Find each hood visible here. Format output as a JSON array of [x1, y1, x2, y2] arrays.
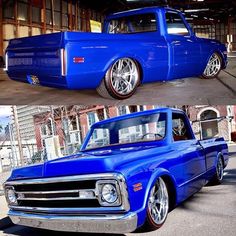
[[8, 144, 172, 181]]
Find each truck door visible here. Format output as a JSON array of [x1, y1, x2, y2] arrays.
[[172, 112, 206, 198], [165, 11, 202, 79]]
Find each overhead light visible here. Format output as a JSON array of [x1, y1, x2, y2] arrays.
[[191, 15, 198, 18], [184, 8, 209, 12]]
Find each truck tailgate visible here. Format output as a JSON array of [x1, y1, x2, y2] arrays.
[[6, 33, 66, 88]]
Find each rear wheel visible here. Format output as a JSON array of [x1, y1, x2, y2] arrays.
[[96, 58, 141, 99], [210, 156, 224, 185], [143, 177, 169, 231], [201, 53, 222, 79]]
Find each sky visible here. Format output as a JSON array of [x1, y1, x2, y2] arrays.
[[0, 106, 12, 133]]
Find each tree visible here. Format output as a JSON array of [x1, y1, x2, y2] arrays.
[[0, 124, 3, 133]]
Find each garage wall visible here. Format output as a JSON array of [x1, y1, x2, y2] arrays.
[[0, 0, 105, 56]]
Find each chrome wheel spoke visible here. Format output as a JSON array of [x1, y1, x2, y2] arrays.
[[110, 58, 139, 95], [204, 53, 221, 77], [148, 178, 169, 225]]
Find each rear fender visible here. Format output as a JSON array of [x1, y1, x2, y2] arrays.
[[102, 53, 144, 80]]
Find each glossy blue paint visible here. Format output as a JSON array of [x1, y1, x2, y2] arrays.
[[6, 7, 227, 90], [7, 108, 229, 230]]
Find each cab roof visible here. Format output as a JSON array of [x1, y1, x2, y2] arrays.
[[106, 6, 180, 19], [92, 107, 184, 128]]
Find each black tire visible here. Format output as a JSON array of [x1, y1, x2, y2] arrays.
[[201, 52, 222, 79], [209, 156, 224, 185], [141, 177, 169, 232], [96, 58, 141, 100]]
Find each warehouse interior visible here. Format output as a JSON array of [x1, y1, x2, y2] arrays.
[[0, 0, 236, 58]]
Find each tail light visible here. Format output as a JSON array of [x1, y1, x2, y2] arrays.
[[60, 49, 66, 76], [4, 52, 8, 71]]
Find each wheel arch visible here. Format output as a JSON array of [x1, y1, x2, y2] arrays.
[[102, 54, 144, 82], [143, 168, 177, 212], [215, 50, 226, 69]]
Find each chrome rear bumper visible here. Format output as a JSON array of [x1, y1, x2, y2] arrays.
[[9, 210, 137, 233]]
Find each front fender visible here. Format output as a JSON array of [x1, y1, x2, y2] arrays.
[[131, 168, 177, 227], [142, 168, 177, 211]]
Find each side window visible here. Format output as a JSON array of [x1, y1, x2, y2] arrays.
[[108, 13, 157, 34], [166, 12, 189, 36], [172, 113, 193, 141]]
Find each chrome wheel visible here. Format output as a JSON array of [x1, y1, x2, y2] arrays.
[[110, 58, 139, 96], [148, 178, 169, 225], [203, 53, 221, 77], [217, 157, 224, 181]]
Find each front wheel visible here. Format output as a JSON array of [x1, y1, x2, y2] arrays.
[[143, 177, 169, 231], [201, 53, 222, 79], [96, 58, 141, 99]]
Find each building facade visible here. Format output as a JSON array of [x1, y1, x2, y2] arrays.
[[33, 105, 235, 159]]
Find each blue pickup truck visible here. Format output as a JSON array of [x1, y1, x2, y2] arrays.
[[5, 7, 227, 99], [4, 108, 229, 233]]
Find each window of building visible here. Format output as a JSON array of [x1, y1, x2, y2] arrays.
[[62, 0, 68, 28], [166, 12, 189, 36], [88, 112, 96, 126], [3, 0, 15, 19], [46, 9, 52, 25], [54, 11, 61, 27], [118, 106, 128, 116], [18, 1, 29, 21], [32, 6, 41, 23], [69, 116, 78, 131]]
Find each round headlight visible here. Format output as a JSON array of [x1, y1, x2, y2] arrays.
[[101, 184, 118, 203], [6, 188, 17, 205]]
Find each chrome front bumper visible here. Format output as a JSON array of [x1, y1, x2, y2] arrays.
[[9, 210, 138, 233]]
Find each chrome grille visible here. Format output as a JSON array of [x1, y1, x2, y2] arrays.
[[4, 173, 130, 214]]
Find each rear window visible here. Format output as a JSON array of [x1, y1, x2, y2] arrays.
[[166, 12, 189, 36], [108, 13, 157, 34]]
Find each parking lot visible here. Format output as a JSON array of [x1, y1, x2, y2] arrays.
[[0, 155, 235, 236], [0, 57, 236, 105]]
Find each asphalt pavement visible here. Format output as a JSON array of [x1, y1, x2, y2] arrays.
[[0, 155, 235, 236]]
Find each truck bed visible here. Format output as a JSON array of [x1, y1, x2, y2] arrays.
[[6, 33, 67, 88]]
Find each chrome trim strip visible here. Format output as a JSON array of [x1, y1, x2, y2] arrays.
[[16, 189, 96, 200], [9, 210, 137, 233], [60, 48, 66, 76], [17, 196, 96, 201], [10, 205, 126, 214], [4, 173, 119, 186], [16, 189, 80, 195], [3, 52, 8, 71]]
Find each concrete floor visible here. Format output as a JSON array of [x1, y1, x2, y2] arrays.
[[0, 58, 236, 105]]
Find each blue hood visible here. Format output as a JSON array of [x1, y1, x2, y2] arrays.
[[8, 144, 172, 181]]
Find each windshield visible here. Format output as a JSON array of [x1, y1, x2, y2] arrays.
[[107, 13, 157, 34], [83, 112, 167, 150]]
